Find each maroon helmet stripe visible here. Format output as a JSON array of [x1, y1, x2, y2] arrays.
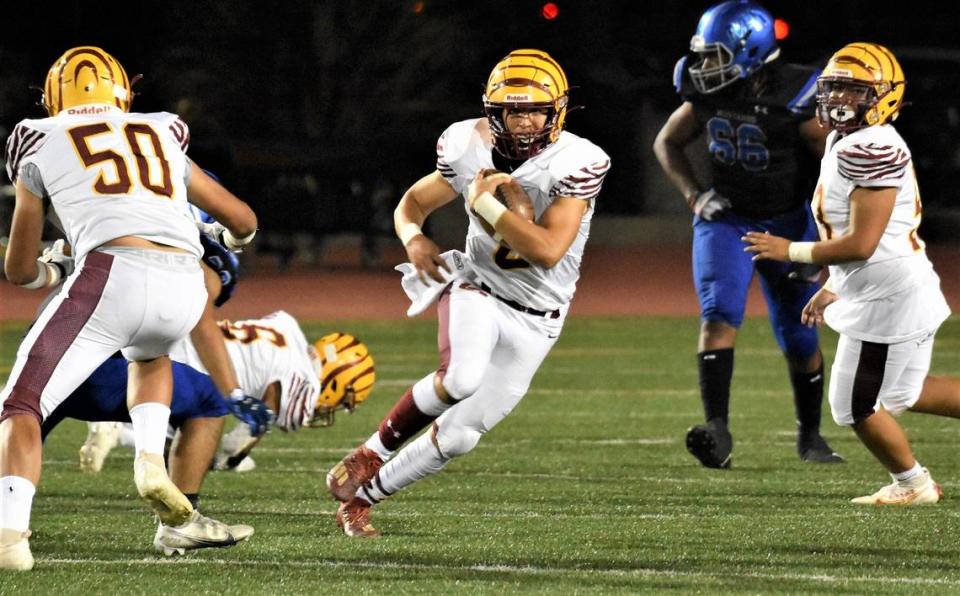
[[1, 252, 114, 423]]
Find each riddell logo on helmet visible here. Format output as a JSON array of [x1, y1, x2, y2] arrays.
[[505, 94, 531, 101], [66, 105, 112, 115]]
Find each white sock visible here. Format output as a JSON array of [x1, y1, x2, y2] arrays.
[[892, 461, 924, 483], [363, 432, 393, 462], [357, 429, 448, 505], [412, 372, 452, 417], [129, 402, 171, 457], [1, 476, 36, 532]]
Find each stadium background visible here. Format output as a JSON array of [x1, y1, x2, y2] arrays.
[[1, 1, 959, 319]]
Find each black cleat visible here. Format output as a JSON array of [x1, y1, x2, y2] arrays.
[[798, 432, 844, 464], [686, 419, 733, 469]]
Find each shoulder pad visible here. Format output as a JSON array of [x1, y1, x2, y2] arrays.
[[139, 111, 191, 152], [673, 56, 687, 94], [437, 119, 482, 166], [547, 134, 611, 201]]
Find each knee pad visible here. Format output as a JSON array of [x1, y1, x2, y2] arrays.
[[434, 424, 483, 458], [440, 363, 485, 401]]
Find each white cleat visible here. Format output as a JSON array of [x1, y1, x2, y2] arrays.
[[851, 468, 943, 505], [0, 529, 34, 571], [134, 454, 193, 526], [79, 421, 123, 472], [153, 511, 254, 556]]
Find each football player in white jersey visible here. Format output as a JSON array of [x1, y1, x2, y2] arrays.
[[325, 49, 610, 537], [42, 307, 374, 554], [0, 46, 257, 569], [744, 43, 960, 505]]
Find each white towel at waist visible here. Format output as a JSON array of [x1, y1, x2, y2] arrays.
[[395, 250, 472, 317]]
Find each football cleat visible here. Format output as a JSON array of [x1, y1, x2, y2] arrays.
[[798, 432, 844, 464], [326, 445, 383, 502], [79, 421, 123, 473], [0, 529, 33, 571], [153, 511, 254, 556], [686, 419, 733, 469], [851, 469, 943, 505], [134, 454, 193, 526], [336, 498, 380, 538]]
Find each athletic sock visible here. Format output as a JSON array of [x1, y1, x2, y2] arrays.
[[357, 427, 449, 505], [892, 462, 923, 483], [377, 387, 438, 451], [129, 402, 172, 457], [184, 493, 200, 511], [0, 476, 36, 533], [791, 360, 825, 435], [698, 348, 734, 425]]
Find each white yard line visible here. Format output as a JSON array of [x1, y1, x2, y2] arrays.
[[39, 557, 960, 587]]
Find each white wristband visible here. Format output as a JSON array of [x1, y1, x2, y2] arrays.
[[822, 276, 835, 292], [20, 261, 51, 289], [472, 192, 508, 227], [398, 222, 423, 246], [223, 228, 257, 251], [788, 242, 816, 264]]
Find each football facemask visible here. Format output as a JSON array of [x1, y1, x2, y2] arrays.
[[483, 49, 569, 160], [816, 42, 905, 133]]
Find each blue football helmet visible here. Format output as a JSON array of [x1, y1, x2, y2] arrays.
[[688, 1, 780, 94]]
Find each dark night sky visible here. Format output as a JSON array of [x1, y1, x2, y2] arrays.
[[2, 0, 958, 236]]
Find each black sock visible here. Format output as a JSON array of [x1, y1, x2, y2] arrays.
[[698, 349, 734, 425], [185, 493, 200, 511], [790, 360, 825, 435]]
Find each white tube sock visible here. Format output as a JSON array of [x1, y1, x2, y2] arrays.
[[129, 402, 172, 457], [0, 476, 36, 532]]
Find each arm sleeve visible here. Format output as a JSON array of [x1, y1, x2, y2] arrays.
[[837, 143, 910, 187]]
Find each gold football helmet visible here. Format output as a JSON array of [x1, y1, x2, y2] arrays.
[[310, 332, 375, 427], [816, 42, 905, 132], [42, 46, 134, 116], [483, 49, 569, 160]]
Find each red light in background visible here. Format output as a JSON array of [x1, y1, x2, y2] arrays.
[[541, 2, 559, 20], [412, 0, 425, 14], [774, 18, 790, 40]]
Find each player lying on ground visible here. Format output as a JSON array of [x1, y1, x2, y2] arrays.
[[42, 307, 373, 553]]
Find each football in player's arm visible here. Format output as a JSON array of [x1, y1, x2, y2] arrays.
[[326, 48, 610, 538]]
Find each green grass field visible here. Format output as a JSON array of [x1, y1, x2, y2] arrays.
[[2, 316, 960, 593]]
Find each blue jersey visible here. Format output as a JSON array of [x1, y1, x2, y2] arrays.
[[675, 58, 820, 219], [41, 355, 229, 440]]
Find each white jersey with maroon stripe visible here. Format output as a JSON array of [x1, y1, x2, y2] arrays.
[[5, 104, 200, 260], [170, 311, 321, 431], [814, 125, 950, 342], [437, 118, 610, 311]]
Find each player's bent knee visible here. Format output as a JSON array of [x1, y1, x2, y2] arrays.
[[435, 425, 483, 458], [441, 364, 486, 401]]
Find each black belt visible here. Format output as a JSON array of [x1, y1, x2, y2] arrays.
[[479, 283, 560, 319]]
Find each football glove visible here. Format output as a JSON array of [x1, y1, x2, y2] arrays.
[[225, 389, 275, 437], [39, 239, 74, 281], [692, 189, 732, 221], [196, 221, 256, 253]]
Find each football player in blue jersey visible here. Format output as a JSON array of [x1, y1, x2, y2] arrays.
[[653, 0, 842, 468]]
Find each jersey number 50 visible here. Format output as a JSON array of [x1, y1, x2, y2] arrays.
[[706, 118, 769, 172], [67, 122, 174, 198]]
